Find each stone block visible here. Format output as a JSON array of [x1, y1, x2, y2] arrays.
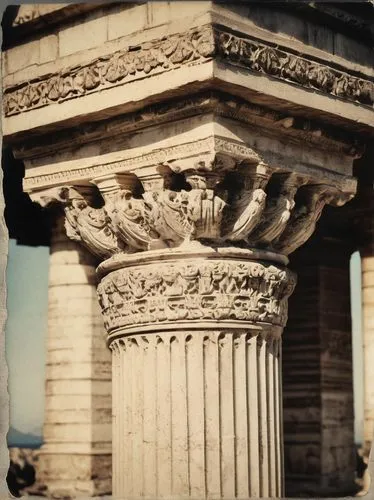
[[47, 328, 107, 345], [45, 394, 111, 411], [59, 11, 108, 57], [362, 256, 374, 272], [50, 243, 98, 266], [46, 346, 110, 364], [38, 452, 111, 482], [45, 407, 111, 425], [49, 296, 98, 315], [362, 270, 374, 287], [284, 443, 321, 475], [48, 263, 97, 286], [43, 422, 111, 442], [107, 4, 148, 41], [42, 477, 112, 498], [40, 34, 59, 64], [48, 284, 98, 301], [362, 288, 374, 305], [321, 426, 354, 447], [147, 1, 210, 28], [6, 40, 39, 74], [46, 379, 110, 396], [46, 360, 111, 380]]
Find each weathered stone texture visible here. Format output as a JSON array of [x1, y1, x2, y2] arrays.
[[110, 330, 282, 498]]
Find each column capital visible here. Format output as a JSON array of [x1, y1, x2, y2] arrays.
[[29, 151, 355, 261]]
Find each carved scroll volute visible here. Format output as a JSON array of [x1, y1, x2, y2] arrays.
[[250, 172, 308, 246], [63, 187, 124, 259], [31, 185, 122, 259], [273, 184, 340, 256], [222, 161, 271, 242]]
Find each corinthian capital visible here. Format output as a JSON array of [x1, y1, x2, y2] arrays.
[[30, 150, 355, 260]]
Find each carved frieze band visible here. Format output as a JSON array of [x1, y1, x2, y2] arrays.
[[3, 26, 215, 117], [97, 259, 296, 333], [4, 25, 374, 117], [215, 29, 374, 107]]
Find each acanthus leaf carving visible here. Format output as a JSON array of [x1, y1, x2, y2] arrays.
[[147, 189, 196, 245], [30, 185, 124, 259], [142, 157, 230, 244], [183, 169, 227, 240], [62, 190, 124, 259], [32, 154, 355, 259]]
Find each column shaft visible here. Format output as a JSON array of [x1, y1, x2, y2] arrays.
[[283, 233, 356, 496], [110, 331, 282, 498], [38, 214, 112, 498], [363, 255, 374, 456]]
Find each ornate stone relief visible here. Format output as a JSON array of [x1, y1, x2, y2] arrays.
[[97, 258, 296, 333], [3, 26, 215, 116], [216, 29, 374, 106], [4, 25, 374, 117], [35, 155, 353, 260]]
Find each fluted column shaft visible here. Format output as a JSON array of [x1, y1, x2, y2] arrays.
[[356, 192, 374, 458], [110, 330, 282, 498]]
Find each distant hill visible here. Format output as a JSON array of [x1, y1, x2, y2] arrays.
[[7, 427, 43, 449]]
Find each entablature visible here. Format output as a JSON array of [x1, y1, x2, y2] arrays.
[[2, 3, 374, 141]]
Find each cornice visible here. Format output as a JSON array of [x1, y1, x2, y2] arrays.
[[12, 92, 364, 163], [3, 24, 374, 119], [12, 4, 71, 26], [214, 26, 374, 107]]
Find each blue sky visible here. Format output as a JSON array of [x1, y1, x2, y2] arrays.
[[6, 239, 49, 436], [4, 240, 364, 442]]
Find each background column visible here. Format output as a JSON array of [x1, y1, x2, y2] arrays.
[[359, 206, 374, 459], [283, 209, 356, 497], [37, 211, 112, 498]]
